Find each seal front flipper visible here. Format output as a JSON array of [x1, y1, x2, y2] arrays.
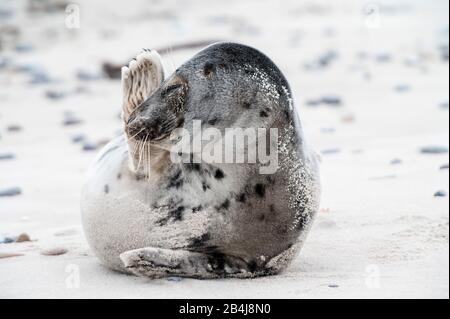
[[120, 247, 271, 279], [121, 49, 165, 122]]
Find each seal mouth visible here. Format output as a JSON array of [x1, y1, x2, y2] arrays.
[[126, 115, 185, 142]]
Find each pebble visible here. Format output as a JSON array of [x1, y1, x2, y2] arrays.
[[375, 53, 392, 63], [321, 148, 341, 155], [7, 125, 22, 132], [1, 236, 16, 244], [0, 187, 22, 197], [0, 56, 11, 69], [45, 90, 66, 100], [166, 277, 183, 282], [82, 142, 98, 151], [434, 190, 447, 197], [390, 158, 403, 165], [394, 84, 411, 93], [63, 115, 83, 126], [305, 95, 342, 107], [328, 284, 339, 288], [29, 70, 52, 85], [41, 247, 68, 256], [420, 146, 448, 154], [304, 50, 339, 70], [71, 134, 86, 143], [439, 102, 449, 110], [0, 153, 15, 160], [321, 95, 342, 106], [15, 233, 31, 243], [15, 43, 33, 53]]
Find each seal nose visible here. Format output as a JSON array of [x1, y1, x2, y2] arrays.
[[127, 116, 160, 141]]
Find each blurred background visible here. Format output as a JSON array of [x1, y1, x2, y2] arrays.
[[0, 0, 448, 298]]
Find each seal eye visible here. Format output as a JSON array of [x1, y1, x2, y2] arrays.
[[203, 62, 215, 78], [161, 84, 183, 97]]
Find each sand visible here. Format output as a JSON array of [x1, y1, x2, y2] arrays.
[[0, 0, 448, 298]]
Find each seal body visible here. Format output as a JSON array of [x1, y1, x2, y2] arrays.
[[81, 43, 321, 278]]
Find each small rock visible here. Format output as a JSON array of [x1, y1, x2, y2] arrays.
[[420, 146, 448, 154], [71, 134, 86, 143], [0, 153, 15, 160], [321, 148, 341, 155], [7, 125, 22, 132], [394, 84, 411, 93], [15, 233, 31, 243], [390, 158, 403, 165], [29, 71, 52, 85], [321, 95, 342, 106], [63, 115, 83, 126], [0, 187, 22, 197], [1, 236, 16, 244], [305, 99, 321, 107], [82, 142, 98, 151], [41, 247, 68, 256], [434, 190, 447, 197], [439, 102, 449, 110], [328, 284, 339, 288], [375, 53, 392, 63], [45, 90, 66, 100], [166, 277, 183, 282], [15, 43, 33, 53]]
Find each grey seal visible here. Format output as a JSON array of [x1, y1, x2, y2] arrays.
[[81, 42, 321, 279]]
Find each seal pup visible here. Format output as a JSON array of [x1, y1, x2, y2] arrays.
[[81, 42, 321, 279]]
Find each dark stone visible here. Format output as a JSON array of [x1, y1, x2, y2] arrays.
[[321, 148, 341, 155], [71, 134, 85, 143], [7, 125, 22, 132], [420, 146, 448, 154], [0, 187, 22, 197], [434, 190, 447, 197], [82, 142, 98, 151], [328, 284, 339, 288], [0, 153, 15, 160], [321, 95, 342, 106], [46, 90, 66, 100], [390, 158, 403, 165], [63, 115, 83, 126]]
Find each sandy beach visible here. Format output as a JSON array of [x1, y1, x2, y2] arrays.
[[0, 0, 448, 298]]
